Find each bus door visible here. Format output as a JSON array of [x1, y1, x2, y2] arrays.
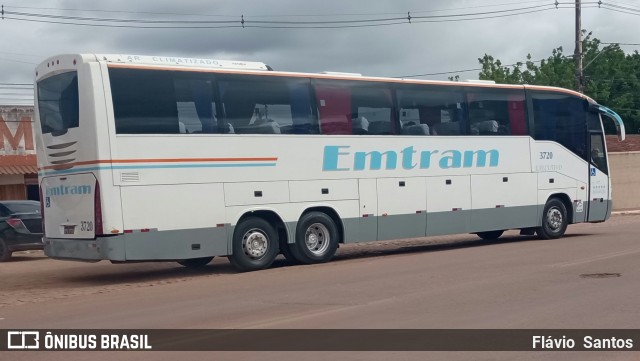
[[587, 130, 609, 222], [586, 105, 625, 222]]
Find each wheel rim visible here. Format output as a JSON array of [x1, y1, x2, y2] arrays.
[[242, 229, 269, 260], [546, 207, 563, 231], [304, 223, 330, 256]]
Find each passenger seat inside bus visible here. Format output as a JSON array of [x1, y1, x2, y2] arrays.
[[469, 109, 500, 135], [178, 121, 187, 134], [368, 121, 392, 135], [401, 123, 430, 135], [433, 122, 461, 135], [352, 116, 369, 134], [251, 121, 281, 134], [471, 120, 499, 135], [234, 120, 282, 134]]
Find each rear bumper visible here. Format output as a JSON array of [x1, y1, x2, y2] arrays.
[[43, 236, 126, 262], [43, 227, 228, 262]]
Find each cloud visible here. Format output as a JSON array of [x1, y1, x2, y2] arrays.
[[1, 0, 640, 100]]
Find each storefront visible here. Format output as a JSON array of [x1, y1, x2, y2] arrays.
[[0, 106, 38, 201]]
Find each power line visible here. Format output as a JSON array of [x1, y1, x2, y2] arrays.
[[0, 51, 44, 58], [0, 57, 38, 65], [0, 0, 555, 18], [598, 2, 640, 16], [601, 42, 640, 45], [2, 17, 243, 29], [0, 3, 583, 29], [225, 8, 571, 29], [602, 1, 640, 13], [396, 58, 549, 78], [396, 67, 487, 78], [410, 0, 553, 14]]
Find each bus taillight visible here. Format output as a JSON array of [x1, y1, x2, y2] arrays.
[[94, 180, 104, 236]]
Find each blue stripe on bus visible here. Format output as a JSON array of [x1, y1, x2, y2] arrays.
[[39, 163, 277, 176]]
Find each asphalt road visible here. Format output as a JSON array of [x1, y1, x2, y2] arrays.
[[1, 214, 639, 361]]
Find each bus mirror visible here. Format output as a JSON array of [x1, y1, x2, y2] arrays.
[[587, 103, 600, 113], [597, 105, 626, 142]]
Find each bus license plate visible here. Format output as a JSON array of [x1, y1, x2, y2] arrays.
[[63, 226, 75, 235]]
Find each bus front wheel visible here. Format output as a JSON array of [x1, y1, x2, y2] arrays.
[[290, 212, 339, 264], [537, 198, 568, 240], [229, 217, 279, 272]]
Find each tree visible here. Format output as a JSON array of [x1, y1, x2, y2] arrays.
[[470, 33, 640, 133]]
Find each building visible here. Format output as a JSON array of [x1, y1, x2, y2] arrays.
[[606, 134, 640, 152], [0, 106, 38, 200]]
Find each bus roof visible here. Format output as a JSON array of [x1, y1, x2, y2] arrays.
[[35, 54, 270, 77], [35, 54, 594, 103]]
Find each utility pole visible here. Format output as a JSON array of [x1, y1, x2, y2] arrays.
[[574, 0, 584, 93]]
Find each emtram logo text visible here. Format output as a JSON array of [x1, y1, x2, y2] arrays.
[[323, 145, 500, 171]]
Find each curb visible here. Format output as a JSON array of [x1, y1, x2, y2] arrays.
[[612, 210, 640, 215]]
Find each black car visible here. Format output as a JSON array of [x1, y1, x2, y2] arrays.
[[0, 200, 43, 262]]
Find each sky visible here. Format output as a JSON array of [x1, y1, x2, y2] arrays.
[[1, 0, 640, 105]]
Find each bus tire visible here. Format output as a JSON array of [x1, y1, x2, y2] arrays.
[[0, 238, 11, 262], [476, 230, 504, 241], [291, 212, 339, 264], [177, 257, 213, 268], [229, 217, 279, 272], [536, 198, 568, 240]]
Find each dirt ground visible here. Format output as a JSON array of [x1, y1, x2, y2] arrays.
[[0, 234, 485, 309], [0, 215, 631, 310]]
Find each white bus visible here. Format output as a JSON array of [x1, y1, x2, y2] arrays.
[[35, 54, 626, 272]]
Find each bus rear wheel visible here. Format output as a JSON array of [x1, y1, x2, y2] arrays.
[[536, 198, 568, 240], [476, 230, 504, 241], [177, 257, 213, 268], [229, 217, 279, 272], [290, 212, 339, 264]]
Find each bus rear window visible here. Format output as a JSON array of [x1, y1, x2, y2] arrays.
[[37, 72, 79, 136]]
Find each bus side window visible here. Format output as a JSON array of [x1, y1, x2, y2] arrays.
[[219, 76, 317, 135], [175, 78, 219, 134], [508, 95, 527, 135], [590, 133, 608, 174], [314, 81, 396, 136], [315, 85, 353, 135], [466, 89, 525, 136], [352, 86, 395, 135], [396, 85, 465, 136], [110, 69, 180, 134]]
